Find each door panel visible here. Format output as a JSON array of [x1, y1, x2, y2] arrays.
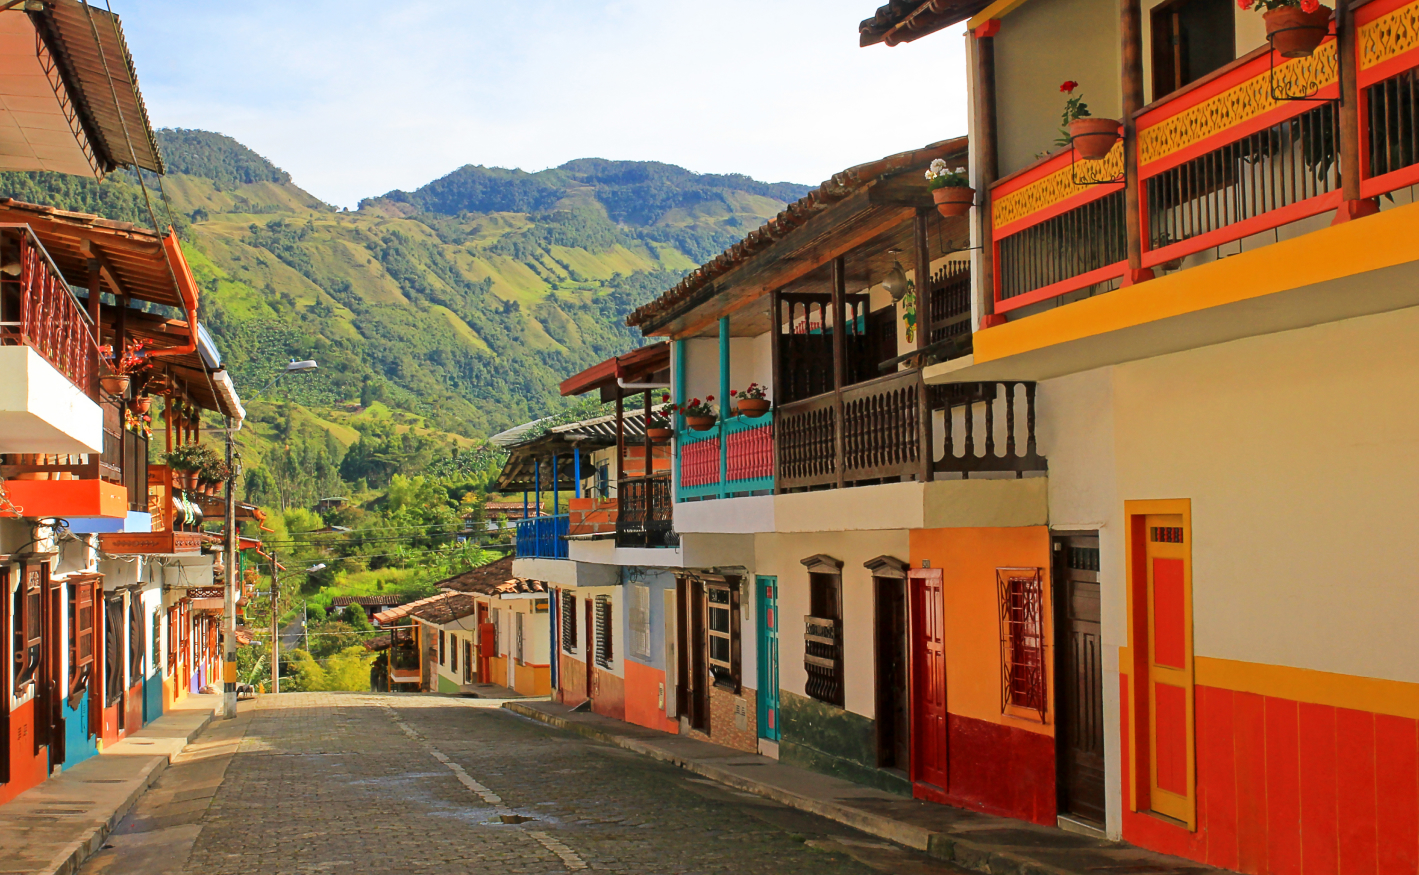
[[756, 577, 780, 742], [663, 588, 677, 720], [874, 576, 909, 770], [1053, 533, 1106, 824], [1143, 512, 1194, 825], [909, 568, 947, 789]]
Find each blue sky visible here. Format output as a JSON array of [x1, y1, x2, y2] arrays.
[[119, 1, 968, 209]]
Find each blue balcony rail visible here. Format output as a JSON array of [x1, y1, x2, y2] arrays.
[[677, 410, 774, 501], [515, 514, 569, 559]]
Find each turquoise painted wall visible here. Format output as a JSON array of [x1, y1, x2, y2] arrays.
[[61, 690, 98, 770], [779, 690, 910, 795], [143, 672, 163, 723]]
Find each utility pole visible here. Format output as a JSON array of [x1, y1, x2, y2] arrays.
[[222, 418, 238, 718], [270, 548, 280, 694]]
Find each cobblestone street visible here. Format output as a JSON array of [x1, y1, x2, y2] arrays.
[[78, 694, 966, 875]]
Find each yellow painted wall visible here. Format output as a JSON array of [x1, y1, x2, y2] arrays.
[[514, 662, 552, 697], [910, 526, 1055, 735], [754, 529, 911, 719], [993, 0, 1121, 177]]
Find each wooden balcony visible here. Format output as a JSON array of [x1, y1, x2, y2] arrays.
[[988, 4, 1419, 318], [0, 225, 100, 399], [616, 474, 676, 548], [0, 397, 147, 518], [678, 410, 774, 500]]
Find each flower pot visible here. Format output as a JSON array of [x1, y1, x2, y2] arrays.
[[133, 396, 152, 414], [647, 426, 674, 442], [182, 470, 199, 491], [1265, 6, 1332, 58], [99, 375, 131, 397], [932, 186, 975, 218], [1069, 118, 1121, 160], [736, 399, 770, 417], [685, 416, 717, 432]]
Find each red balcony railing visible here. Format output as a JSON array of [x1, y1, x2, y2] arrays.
[[1358, 0, 1419, 198], [0, 225, 99, 398]]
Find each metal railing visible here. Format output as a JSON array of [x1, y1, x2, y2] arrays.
[[515, 514, 569, 559], [616, 475, 676, 548], [0, 225, 99, 398]]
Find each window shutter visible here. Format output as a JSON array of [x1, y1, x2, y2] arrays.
[[594, 595, 612, 668], [561, 592, 577, 652], [730, 579, 741, 693]]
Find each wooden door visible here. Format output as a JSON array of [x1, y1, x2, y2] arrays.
[[584, 598, 595, 702], [909, 568, 947, 789], [1139, 512, 1194, 826], [756, 577, 780, 742], [1053, 533, 1106, 824], [675, 577, 690, 721], [476, 603, 489, 682], [874, 576, 910, 771], [663, 588, 678, 719], [688, 578, 708, 731], [45, 573, 64, 765]]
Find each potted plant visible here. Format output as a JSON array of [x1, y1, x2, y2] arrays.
[[731, 383, 771, 417], [97, 338, 150, 398], [646, 396, 674, 441], [133, 394, 152, 414], [202, 457, 232, 495], [164, 444, 202, 491], [1059, 81, 1119, 161], [1240, 0, 1331, 57], [925, 159, 974, 218], [672, 396, 718, 432]]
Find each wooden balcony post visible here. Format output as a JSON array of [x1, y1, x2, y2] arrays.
[[1335, 1, 1380, 223], [831, 257, 847, 489], [769, 291, 782, 494], [643, 388, 652, 524], [614, 388, 624, 484], [85, 259, 101, 334], [914, 210, 932, 351], [1122, 0, 1153, 285], [973, 25, 1003, 328]]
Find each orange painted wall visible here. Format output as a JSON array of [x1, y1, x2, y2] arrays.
[[909, 525, 1055, 733], [1120, 665, 1419, 875], [591, 667, 626, 721], [624, 658, 677, 733], [1, 699, 49, 806], [558, 652, 587, 704], [513, 663, 551, 697]]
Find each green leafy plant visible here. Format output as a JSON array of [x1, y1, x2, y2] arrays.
[[666, 395, 716, 418], [1238, 0, 1321, 12], [1055, 81, 1092, 149], [730, 382, 768, 401], [925, 159, 969, 191]]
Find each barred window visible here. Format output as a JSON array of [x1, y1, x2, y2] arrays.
[[439, 630, 446, 665], [705, 579, 741, 692], [561, 591, 577, 652], [629, 584, 651, 660], [450, 634, 458, 673], [998, 567, 1047, 719], [594, 595, 613, 668], [515, 613, 525, 664], [69, 579, 95, 692]]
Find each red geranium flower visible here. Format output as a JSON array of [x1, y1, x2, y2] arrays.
[[1237, 0, 1254, 9], [1060, 80, 1079, 93], [729, 389, 737, 396], [1299, 0, 1318, 12]]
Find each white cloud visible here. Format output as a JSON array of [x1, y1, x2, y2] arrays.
[[121, 0, 969, 208]]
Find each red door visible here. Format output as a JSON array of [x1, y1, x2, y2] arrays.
[[910, 568, 947, 789]]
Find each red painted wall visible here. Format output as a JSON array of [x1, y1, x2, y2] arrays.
[[623, 658, 676, 733], [1120, 679, 1419, 875], [558, 652, 587, 705], [1, 699, 49, 806], [913, 712, 1056, 825], [125, 683, 143, 732], [591, 667, 626, 722]]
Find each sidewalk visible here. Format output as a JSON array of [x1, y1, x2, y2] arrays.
[[0, 694, 220, 875], [505, 700, 1227, 875]]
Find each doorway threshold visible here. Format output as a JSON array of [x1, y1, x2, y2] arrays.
[[1056, 814, 1107, 840]]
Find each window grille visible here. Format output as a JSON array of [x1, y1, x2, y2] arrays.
[[705, 580, 741, 692], [150, 610, 161, 671], [439, 630, 446, 665], [515, 613, 525, 664], [129, 596, 146, 682], [69, 579, 95, 692], [998, 567, 1047, 719], [14, 565, 42, 689], [106, 597, 125, 704], [450, 634, 458, 673], [1151, 526, 1184, 544], [594, 595, 613, 668], [561, 591, 577, 652], [804, 572, 843, 706], [630, 583, 651, 660]]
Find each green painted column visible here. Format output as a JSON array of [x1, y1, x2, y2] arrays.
[[719, 316, 729, 499], [674, 339, 686, 499]]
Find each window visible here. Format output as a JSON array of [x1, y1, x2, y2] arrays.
[[463, 641, 473, 684], [105, 597, 124, 705], [561, 591, 577, 652], [704, 579, 741, 692], [13, 565, 43, 690], [439, 630, 446, 665], [515, 613, 525, 664], [596, 462, 611, 500], [69, 579, 95, 693], [594, 595, 613, 668], [804, 570, 844, 707], [450, 633, 458, 673], [629, 583, 651, 660], [167, 606, 179, 673], [150, 609, 161, 671], [997, 567, 1047, 719], [1150, 0, 1234, 99]]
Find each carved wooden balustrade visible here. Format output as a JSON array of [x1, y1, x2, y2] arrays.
[[777, 369, 926, 491], [933, 381, 1047, 478], [616, 474, 676, 548], [0, 225, 99, 397]]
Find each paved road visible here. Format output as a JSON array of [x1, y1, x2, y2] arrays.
[[78, 693, 967, 875]]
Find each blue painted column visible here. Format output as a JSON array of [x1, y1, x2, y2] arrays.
[[574, 447, 582, 499], [718, 316, 730, 499]]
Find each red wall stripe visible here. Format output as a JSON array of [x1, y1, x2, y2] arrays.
[[1299, 702, 1340, 875], [1200, 685, 1239, 871], [1233, 690, 1270, 875], [1336, 708, 1378, 875], [1375, 714, 1419, 875], [1265, 696, 1304, 875]]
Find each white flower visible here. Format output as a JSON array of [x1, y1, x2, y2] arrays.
[[955, 167, 967, 174], [930, 158, 948, 175]]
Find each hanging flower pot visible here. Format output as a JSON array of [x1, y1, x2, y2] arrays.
[[685, 416, 717, 432], [736, 399, 771, 417], [183, 470, 199, 491], [99, 375, 131, 397], [1069, 118, 1121, 160], [133, 396, 152, 414], [932, 186, 975, 218], [1264, 5, 1332, 58], [647, 426, 674, 442]]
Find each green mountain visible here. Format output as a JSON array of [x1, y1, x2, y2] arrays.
[[0, 129, 810, 508]]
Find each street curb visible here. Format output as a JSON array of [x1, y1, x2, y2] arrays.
[[38, 706, 218, 875], [502, 702, 1082, 875]]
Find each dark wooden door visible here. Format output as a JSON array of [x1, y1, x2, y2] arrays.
[[45, 574, 64, 764], [874, 576, 910, 771], [688, 577, 708, 731], [909, 568, 947, 789], [1053, 533, 1106, 824]]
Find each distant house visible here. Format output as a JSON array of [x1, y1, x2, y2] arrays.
[[331, 595, 405, 624], [315, 497, 348, 513]]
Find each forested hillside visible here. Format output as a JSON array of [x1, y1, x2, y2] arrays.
[[0, 130, 808, 509]]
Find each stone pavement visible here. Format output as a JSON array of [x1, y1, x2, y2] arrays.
[[0, 694, 219, 875], [505, 700, 1232, 875], [79, 692, 972, 875]]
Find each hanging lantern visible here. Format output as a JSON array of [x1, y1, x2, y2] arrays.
[[883, 259, 910, 302]]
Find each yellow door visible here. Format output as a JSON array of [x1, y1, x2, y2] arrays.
[[1144, 513, 1194, 825]]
